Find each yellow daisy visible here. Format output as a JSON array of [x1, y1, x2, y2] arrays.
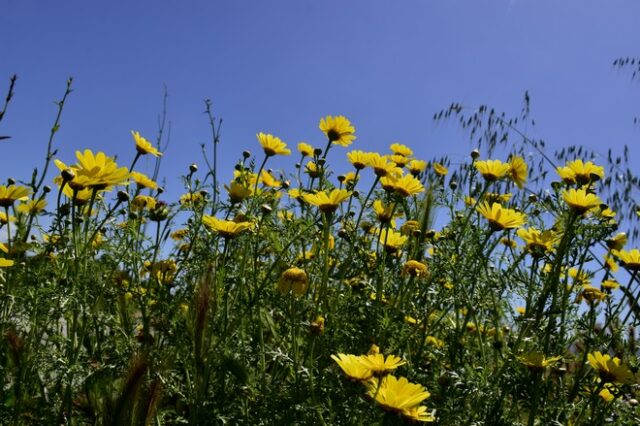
[[202, 215, 253, 239], [257, 132, 290, 156], [319, 115, 356, 147], [562, 188, 601, 214], [389, 143, 413, 157], [476, 202, 527, 231], [475, 159, 510, 181], [130, 171, 158, 190], [302, 189, 351, 214], [132, 130, 162, 157], [611, 248, 640, 271], [517, 352, 562, 372], [587, 351, 635, 384], [331, 353, 373, 381], [508, 155, 528, 188], [366, 375, 430, 412], [0, 185, 30, 207], [297, 142, 314, 157]]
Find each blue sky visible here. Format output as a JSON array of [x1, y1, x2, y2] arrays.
[[1, 0, 639, 197]]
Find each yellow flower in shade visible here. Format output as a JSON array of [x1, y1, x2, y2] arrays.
[[17, 199, 47, 215], [367, 153, 401, 178], [401, 405, 436, 422], [0, 211, 15, 224], [402, 260, 428, 277], [476, 202, 527, 231], [225, 181, 252, 203], [358, 354, 406, 375], [257, 132, 290, 156], [604, 255, 619, 272], [260, 170, 281, 188], [518, 352, 562, 372], [611, 248, 640, 271], [366, 375, 431, 416], [400, 220, 420, 236], [601, 280, 619, 291], [143, 259, 177, 285], [515, 306, 526, 316], [373, 200, 397, 224], [482, 192, 512, 204], [347, 149, 371, 170], [319, 115, 356, 147], [131, 195, 157, 212], [71, 150, 130, 190], [577, 285, 607, 305], [562, 188, 602, 214], [297, 142, 314, 157], [0, 258, 14, 268], [342, 171, 359, 186], [132, 131, 163, 157], [0, 185, 30, 207], [388, 174, 425, 198], [607, 233, 627, 251], [389, 143, 413, 157], [379, 229, 408, 254], [305, 161, 322, 178], [130, 171, 158, 190], [0, 242, 8, 253], [556, 160, 604, 185], [475, 159, 510, 181], [310, 315, 325, 335], [425, 336, 444, 348], [331, 353, 373, 381], [432, 162, 448, 176], [587, 351, 635, 384], [302, 189, 351, 214], [517, 227, 556, 256], [277, 267, 308, 296], [407, 159, 427, 176], [202, 215, 252, 239], [390, 154, 410, 168], [598, 387, 615, 403], [508, 155, 528, 189], [179, 192, 205, 206]]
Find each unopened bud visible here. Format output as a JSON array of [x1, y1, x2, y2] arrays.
[[61, 169, 75, 182], [43, 186, 51, 194], [449, 181, 458, 190], [7, 178, 15, 185], [189, 163, 198, 173], [242, 150, 251, 159], [260, 204, 273, 215], [117, 191, 130, 203], [313, 148, 323, 157], [470, 149, 480, 160]]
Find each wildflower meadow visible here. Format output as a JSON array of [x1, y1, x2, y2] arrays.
[[1, 76, 640, 425]]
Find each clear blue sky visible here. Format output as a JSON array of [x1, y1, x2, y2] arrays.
[[1, 0, 639, 197]]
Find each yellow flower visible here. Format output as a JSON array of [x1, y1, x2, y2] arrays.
[[389, 143, 413, 157], [577, 285, 607, 305], [17, 199, 47, 215], [517, 227, 556, 256], [587, 351, 635, 384], [131, 195, 157, 212], [302, 189, 351, 214], [0, 185, 30, 207], [132, 131, 163, 157], [257, 132, 290, 156], [476, 202, 527, 231], [386, 174, 425, 198], [0, 258, 14, 268], [508, 155, 528, 189], [367, 153, 401, 178], [225, 181, 252, 203], [331, 353, 373, 381], [305, 161, 322, 178], [402, 260, 428, 277], [70, 150, 130, 190], [568, 268, 590, 287], [401, 405, 436, 422], [390, 154, 410, 168], [202, 215, 252, 239], [407, 159, 427, 176], [556, 160, 604, 185], [0, 211, 15, 224], [346, 150, 371, 170], [130, 171, 158, 189], [372, 200, 397, 224], [607, 233, 627, 251], [475, 159, 510, 181], [142, 259, 177, 285], [598, 387, 615, 403], [342, 171, 359, 186], [277, 267, 308, 296], [562, 188, 602, 214], [319, 115, 356, 147], [432, 162, 448, 176], [482, 192, 512, 204], [358, 354, 406, 375], [179, 192, 205, 205], [601, 280, 619, 291], [517, 352, 562, 372], [379, 229, 408, 253], [366, 375, 431, 413], [425, 336, 444, 348], [297, 142, 314, 157], [260, 170, 281, 188], [0, 242, 8, 253], [611, 248, 640, 271]]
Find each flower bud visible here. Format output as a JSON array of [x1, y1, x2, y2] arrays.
[[278, 267, 308, 297], [189, 163, 198, 173]]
